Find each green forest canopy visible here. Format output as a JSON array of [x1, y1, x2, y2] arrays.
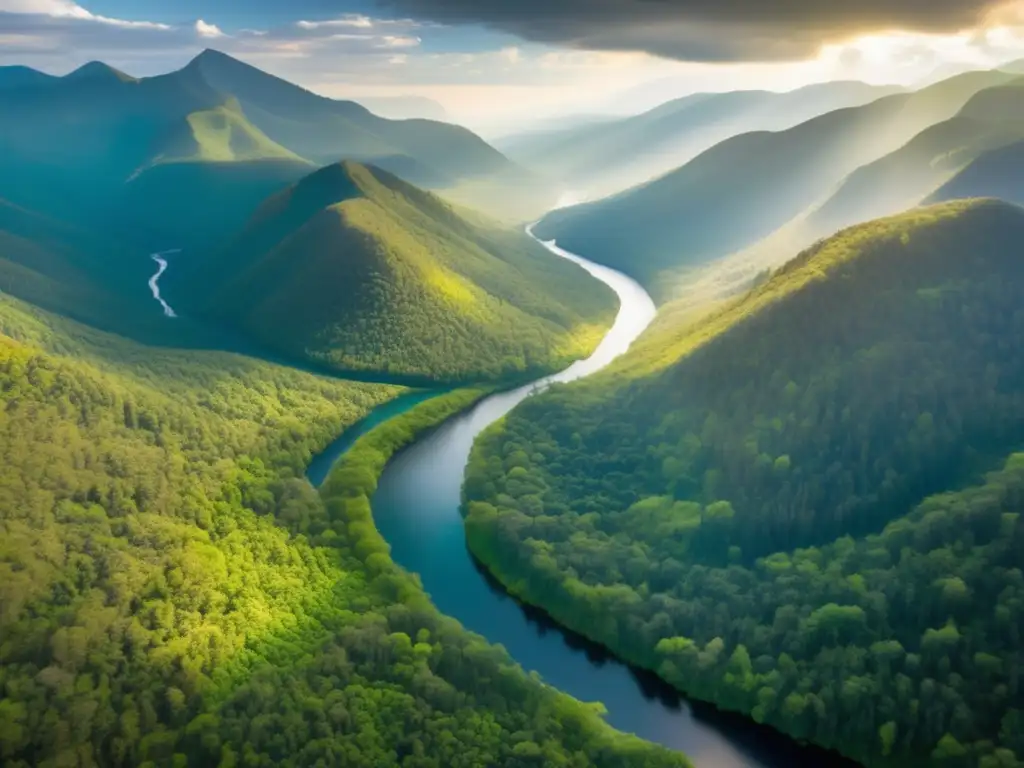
[[200, 161, 617, 383], [464, 199, 1024, 767], [0, 293, 683, 768]]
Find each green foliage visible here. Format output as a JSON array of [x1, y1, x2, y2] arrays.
[[202, 161, 617, 382], [0, 296, 685, 767], [464, 201, 1024, 766]]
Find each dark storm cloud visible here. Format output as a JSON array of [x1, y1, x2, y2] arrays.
[[377, 0, 1006, 60]]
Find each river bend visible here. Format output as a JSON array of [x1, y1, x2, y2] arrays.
[[312, 230, 847, 767]]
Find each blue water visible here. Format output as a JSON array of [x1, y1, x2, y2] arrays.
[[309, 233, 853, 767]]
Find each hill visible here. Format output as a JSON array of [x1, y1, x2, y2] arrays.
[[465, 199, 1024, 767], [929, 139, 1024, 206], [0, 65, 57, 90], [0, 292, 684, 768], [805, 77, 1024, 241], [501, 80, 902, 199], [0, 198, 167, 334], [0, 50, 545, 259], [196, 161, 617, 382], [535, 70, 1015, 301], [187, 49, 548, 218]]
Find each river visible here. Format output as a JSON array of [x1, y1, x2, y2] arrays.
[[310, 230, 852, 767]]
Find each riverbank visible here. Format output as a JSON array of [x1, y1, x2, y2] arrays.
[[313, 387, 693, 767]]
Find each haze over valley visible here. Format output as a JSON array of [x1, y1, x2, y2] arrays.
[[4, 1, 1024, 766]]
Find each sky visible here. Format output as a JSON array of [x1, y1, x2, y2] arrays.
[[2, 0, 1024, 134]]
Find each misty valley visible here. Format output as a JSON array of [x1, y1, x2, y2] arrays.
[[2, 11, 1024, 768]]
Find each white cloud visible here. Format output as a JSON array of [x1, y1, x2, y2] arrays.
[[0, 0, 168, 28], [378, 35, 420, 48], [194, 19, 224, 39], [297, 15, 375, 31]]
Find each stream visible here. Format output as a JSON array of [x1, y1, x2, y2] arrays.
[[309, 230, 849, 767]]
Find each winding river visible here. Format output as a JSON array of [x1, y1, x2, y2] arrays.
[[311, 231, 851, 767]]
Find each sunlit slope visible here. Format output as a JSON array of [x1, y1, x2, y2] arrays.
[[189, 49, 548, 218], [464, 199, 1024, 766], [536, 70, 1015, 301], [502, 80, 901, 198], [201, 161, 617, 381], [806, 77, 1024, 239], [0, 291, 688, 768]]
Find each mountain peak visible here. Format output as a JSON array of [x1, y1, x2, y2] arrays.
[[64, 61, 135, 84]]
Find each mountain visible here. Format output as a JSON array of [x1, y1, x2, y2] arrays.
[[930, 138, 1024, 205], [465, 199, 1024, 768], [0, 50, 546, 257], [0, 198, 163, 333], [802, 76, 1024, 243], [187, 49, 546, 217], [536, 69, 1016, 301], [0, 65, 57, 90], [196, 161, 617, 382], [501, 80, 903, 199]]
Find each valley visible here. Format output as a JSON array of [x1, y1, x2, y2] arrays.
[[4, 30, 1024, 768]]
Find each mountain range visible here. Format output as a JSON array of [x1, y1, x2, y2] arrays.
[[499, 80, 903, 199], [535, 69, 1018, 300], [0, 49, 545, 254]]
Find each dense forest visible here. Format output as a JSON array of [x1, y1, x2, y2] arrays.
[[464, 200, 1024, 766], [196, 161, 617, 383], [0, 295, 684, 767]]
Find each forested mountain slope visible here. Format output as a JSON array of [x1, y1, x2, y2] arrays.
[[535, 70, 1015, 301], [0, 294, 685, 768], [501, 80, 901, 199], [197, 161, 617, 382], [465, 200, 1024, 767]]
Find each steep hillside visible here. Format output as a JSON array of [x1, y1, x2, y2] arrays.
[[0, 294, 685, 768], [806, 77, 1024, 239], [930, 139, 1024, 206], [502, 81, 902, 198], [0, 199, 163, 333], [199, 162, 617, 382], [536, 70, 1015, 301], [188, 49, 547, 217], [465, 200, 1024, 767]]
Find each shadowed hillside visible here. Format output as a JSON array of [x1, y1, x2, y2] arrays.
[[196, 161, 617, 382], [929, 139, 1024, 206]]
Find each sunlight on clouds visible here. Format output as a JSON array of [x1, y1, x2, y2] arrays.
[[0, 0, 170, 28], [195, 19, 225, 39], [297, 16, 375, 31]]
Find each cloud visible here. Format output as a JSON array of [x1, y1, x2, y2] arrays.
[[195, 19, 224, 38], [379, 0, 1011, 61], [297, 15, 375, 30], [0, 0, 169, 28]]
